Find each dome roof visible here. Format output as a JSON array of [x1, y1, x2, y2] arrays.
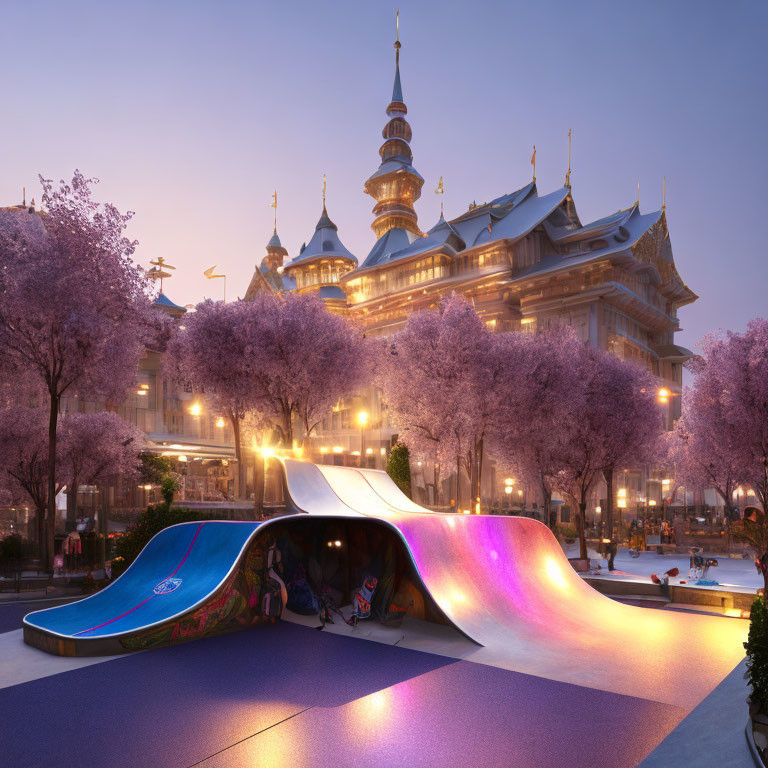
[[285, 207, 357, 268]]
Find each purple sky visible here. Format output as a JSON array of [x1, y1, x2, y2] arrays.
[[1, 0, 765, 351]]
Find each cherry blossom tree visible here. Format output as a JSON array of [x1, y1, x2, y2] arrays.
[[379, 294, 505, 510], [59, 411, 144, 525], [268, 293, 371, 445], [0, 173, 155, 569], [0, 407, 61, 553], [550, 346, 662, 561], [689, 319, 768, 511], [166, 293, 369, 503], [488, 326, 584, 529], [683, 319, 768, 591], [165, 298, 270, 498], [666, 413, 744, 520]]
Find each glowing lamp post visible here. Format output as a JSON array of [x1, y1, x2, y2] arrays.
[[357, 411, 369, 466]]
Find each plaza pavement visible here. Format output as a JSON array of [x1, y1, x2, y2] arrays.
[[0, 598, 750, 768], [567, 543, 763, 590]]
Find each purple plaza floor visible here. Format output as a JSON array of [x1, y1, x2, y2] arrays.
[[0, 606, 714, 768]]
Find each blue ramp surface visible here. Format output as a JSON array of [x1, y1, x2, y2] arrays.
[[24, 521, 262, 655]]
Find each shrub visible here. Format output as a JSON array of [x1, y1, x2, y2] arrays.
[[554, 523, 577, 542], [746, 597, 768, 712], [160, 474, 181, 506], [113, 502, 216, 572], [387, 442, 412, 498], [0, 534, 28, 563]]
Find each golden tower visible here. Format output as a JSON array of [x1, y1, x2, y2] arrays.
[[363, 12, 424, 239]]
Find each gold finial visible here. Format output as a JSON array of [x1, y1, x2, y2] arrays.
[[22, 186, 26, 206], [203, 266, 227, 303], [531, 145, 536, 184], [148, 256, 177, 293], [662, 176, 666, 211], [322, 173, 327, 210], [435, 175, 444, 216], [270, 190, 278, 232], [636, 181, 640, 206], [565, 128, 572, 188], [396, 9, 400, 47]]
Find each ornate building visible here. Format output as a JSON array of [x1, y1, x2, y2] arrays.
[[1, 21, 699, 521], [241, 22, 698, 510], [249, 26, 696, 422]]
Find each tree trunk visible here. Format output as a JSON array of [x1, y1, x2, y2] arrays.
[[455, 455, 462, 512], [36, 505, 45, 564], [45, 391, 59, 572], [604, 466, 614, 543], [472, 435, 484, 512], [540, 480, 553, 530], [66, 477, 78, 528], [576, 500, 588, 560], [253, 452, 264, 519], [433, 463, 441, 506], [229, 414, 243, 500], [282, 404, 293, 448], [98, 488, 108, 570]]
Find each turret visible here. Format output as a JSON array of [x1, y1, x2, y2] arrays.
[[363, 12, 423, 239]]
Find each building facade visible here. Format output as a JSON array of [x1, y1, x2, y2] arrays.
[[1, 24, 699, 527], [241, 27, 696, 511]]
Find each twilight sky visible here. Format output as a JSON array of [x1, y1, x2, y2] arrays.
[[1, 0, 765, 351]]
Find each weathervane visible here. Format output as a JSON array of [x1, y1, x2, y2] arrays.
[[531, 145, 536, 184], [147, 256, 176, 293], [435, 175, 444, 216], [322, 173, 327, 210], [203, 265, 227, 303], [270, 190, 278, 231], [662, 176, 666, 211]]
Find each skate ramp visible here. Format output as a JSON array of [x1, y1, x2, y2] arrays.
[[282, 459, 748, 708], [24, 521, 263, 655]]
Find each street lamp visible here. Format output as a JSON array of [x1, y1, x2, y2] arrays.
[[357, 411, 369, 466]]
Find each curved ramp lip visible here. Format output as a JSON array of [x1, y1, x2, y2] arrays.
[[279, 459, 482, 645], [354, 467, 443, 515], [23, 520, 263, 642]]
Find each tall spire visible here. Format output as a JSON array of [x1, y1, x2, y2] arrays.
[[393, 9, 403, 103], [322, 173, 327, 211], [565, 128, 572, 188], [270, 190, 278, 233], [363, 10, 424, 240]]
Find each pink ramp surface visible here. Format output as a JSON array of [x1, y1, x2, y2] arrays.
[[282, 459, 747, 710]]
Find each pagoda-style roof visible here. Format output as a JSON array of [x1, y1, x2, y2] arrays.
[[285, 207, 357, 269], [153, 293, 187, 318], [365, 158, 425, 185], [515, 205, 698, 307], [267, 230, 285, 250], [351, 183, 568, 275], [358, 227, 418, 269]]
